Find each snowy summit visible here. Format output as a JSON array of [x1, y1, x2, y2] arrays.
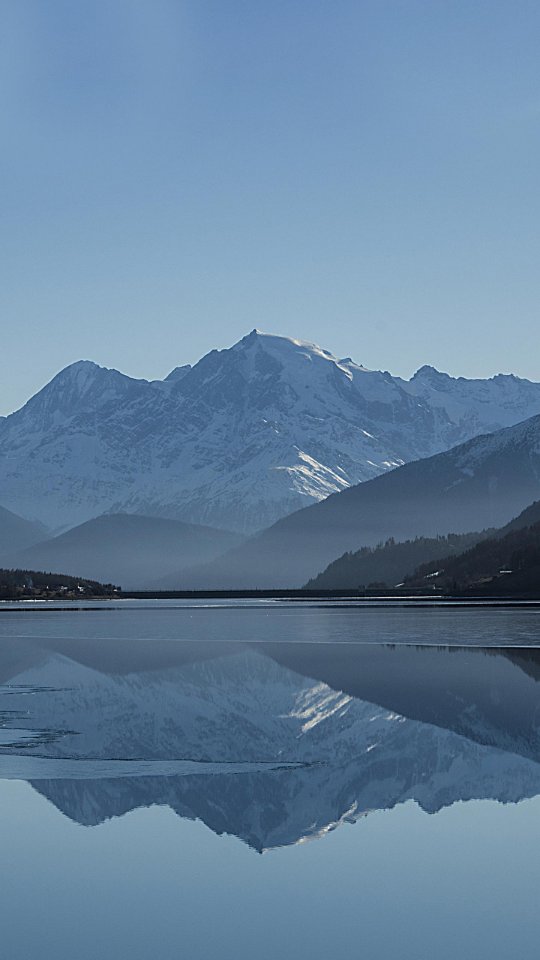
[[1, 329, 540, 533]]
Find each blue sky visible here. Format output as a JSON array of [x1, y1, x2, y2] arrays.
[[2, 0, 540, 414]]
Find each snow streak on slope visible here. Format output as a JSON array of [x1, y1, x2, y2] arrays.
[[2, 330, 540, 532]]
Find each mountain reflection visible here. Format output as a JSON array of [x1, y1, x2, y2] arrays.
[[1, 637, 540, 851]]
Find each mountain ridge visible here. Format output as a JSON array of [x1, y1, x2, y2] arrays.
[[11, 513, 243, 589], [2, 330, 540, 533]]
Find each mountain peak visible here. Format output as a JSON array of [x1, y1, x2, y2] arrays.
[[232, 328, 357, 370], [42, 359, 155, 393], [411, 364, 449, 382], [2, 330, 540, 537], [50, 359, 106, 388], [14, 360, 148, 424]]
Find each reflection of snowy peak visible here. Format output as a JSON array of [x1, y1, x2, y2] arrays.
[[30, 736, 540, 852], [3, 647, 540, 850], [2, 330, 540, 532], [4, 651, 403, 764]]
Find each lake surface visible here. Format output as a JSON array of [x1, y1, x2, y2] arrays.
[[1, 600, 540, 959]]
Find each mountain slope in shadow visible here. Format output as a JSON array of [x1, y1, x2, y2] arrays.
[[176, 414, 540, 588], [11, 513, 243, 588]]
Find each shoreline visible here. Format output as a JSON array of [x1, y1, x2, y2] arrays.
[[1, 592, 540, 610]]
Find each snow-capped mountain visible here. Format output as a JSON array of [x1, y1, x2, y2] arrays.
[[2, 642, 539, 849], [400, 364, 540, 444], [2, 330, 540, 533]]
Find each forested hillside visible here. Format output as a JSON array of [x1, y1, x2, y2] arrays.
[[304, 531, 491, 590], [406, 519, 540, 596], [0, 569, 118, 600]]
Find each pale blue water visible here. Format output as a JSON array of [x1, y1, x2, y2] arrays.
[[1, 601, 540, 959]]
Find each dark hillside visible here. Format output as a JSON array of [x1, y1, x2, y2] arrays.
[[406, 520, 540, 596], [0, 568, 117, 599], [304, 531, 491, 591]]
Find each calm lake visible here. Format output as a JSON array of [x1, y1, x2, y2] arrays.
[[1, 599, 540, 959]]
